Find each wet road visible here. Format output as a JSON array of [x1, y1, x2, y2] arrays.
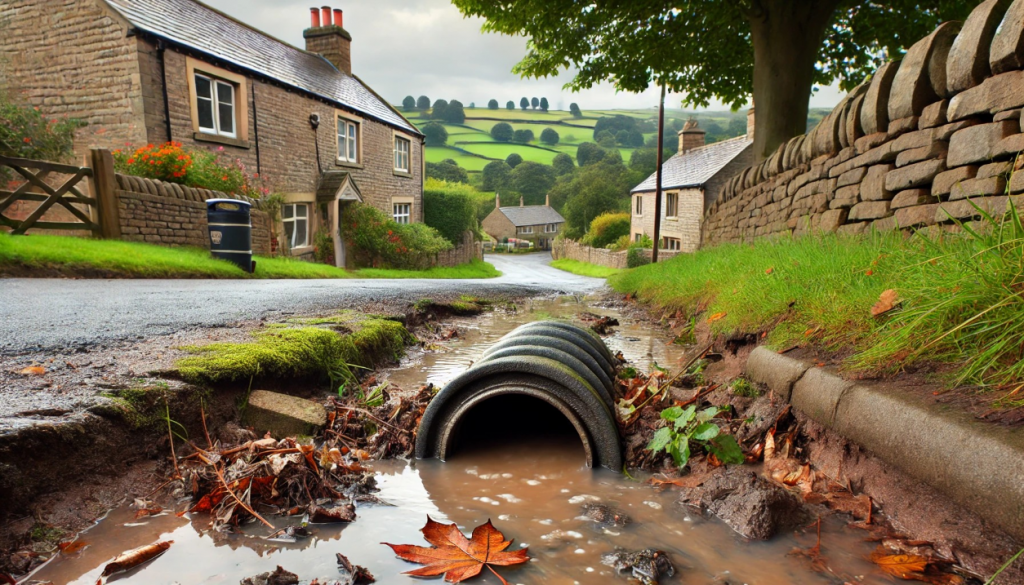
[[0, 253, 602, 354]]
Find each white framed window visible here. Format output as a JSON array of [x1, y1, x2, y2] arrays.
[[394, 136, 411, 172], [662, 237, 681, 251], [519, 226, 534, 234], [634, 233, 642, 243], [544, 223, 558, 233], [195, 73, 237, 138], [666, 192, 678, 217], [635, 195, 643, 215], [281, 203, 309, 249], [338, 117, 359, 163], [393, 203, 411, 224]]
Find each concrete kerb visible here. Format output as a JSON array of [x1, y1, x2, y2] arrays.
[[745, 346, 1024, 541]]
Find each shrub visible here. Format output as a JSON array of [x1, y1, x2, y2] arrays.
[[512, 129, 534, 143], [342, 203, 451, 270], [113, 143, 269, 198], [490, 122, 514, 142], [581, 212, 630, 248], [113, 142, 193, 183], [505, 153, 523, 168], [0, 91, 85, 162], [482, 160, 512, 191], [422, 122, 448, 146], [627, 245, 650, 268], [540, 128, 560, 145], [552, 153, 575, 176], [426, 159, 468, 183], [423, 178, 478, 245]]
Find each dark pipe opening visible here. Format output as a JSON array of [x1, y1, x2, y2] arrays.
[[445, 394, 587, 461]]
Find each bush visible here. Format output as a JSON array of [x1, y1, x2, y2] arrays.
[[490, 122, 514, 142], [482, 160, 512, 191], [423, 178, 478, 245], [422, 122, 448, 146], [342, 203, 452, 270], [505, 153, 523, 168], [113, 142, 270, 198], [576, 142, 605, 166], [0, 91, 85, 162], [488, 99, 499, 110], [627, 245, 650, 268], [512, 128, 534, 143], [426, 159, 468, 183], [552, 153, 575, 176], [540, 128, 560, 145], [581, 212, 630, 248]]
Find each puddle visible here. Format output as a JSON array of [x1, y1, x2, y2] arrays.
[[29, 297, 891, 584]]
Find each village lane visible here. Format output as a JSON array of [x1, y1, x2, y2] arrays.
[[0, 253, 602, 354]]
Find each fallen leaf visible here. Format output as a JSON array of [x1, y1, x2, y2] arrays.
[[384, 517, 529, 585], [649, 476, 707, 489], [765, 267, 774, 274], [869, 548, 928, 579], [308, 501, 356, 524], [19, 366, 45, 375], [871, 289, 898, 317], [134, 507, 163, 519], [1, 573, 15, 584], [99, 540, 173, 579], [707, 312, 727, 324], [866, 269, 874, 276], [58, 540, 89, 554]]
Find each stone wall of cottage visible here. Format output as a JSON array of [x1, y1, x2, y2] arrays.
[[631, 188, 704, 252], [0, 0, 148, 157], [115, 173, 272, 255], [136, 40, 423, 222], [704, 0, 1024, 246]]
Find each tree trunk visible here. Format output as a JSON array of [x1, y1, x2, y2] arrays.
[[748, 0, 841, 162]]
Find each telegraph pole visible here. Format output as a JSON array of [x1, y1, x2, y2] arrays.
[[651, 83, 666, 263]]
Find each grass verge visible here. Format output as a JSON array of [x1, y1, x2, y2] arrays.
[[355, 259, 500, 279], [0, 232, 350, 279], [550, 258, 623, 278], [176, 312, 416, 385], [610, 202, 1024, 390]]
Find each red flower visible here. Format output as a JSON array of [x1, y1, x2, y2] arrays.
[[22, 137, 31, 143]]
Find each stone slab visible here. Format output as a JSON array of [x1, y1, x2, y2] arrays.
[[1012, 171, 1024, 193], [830, 184, 861, 209], [884, 159, 947, 191], [891, 188, 937, 208], [895, 203, 941, 227], [243, 390, 328, 438], [932, 165, 979, 196], [895, 141, 948, 167], [919, 99, 949, 128], [889, 23, 960, 120], [837, 166, 867, 187], [936, 195, 1019, 221], [849, 200, 892, 221], [946, 0, 1012, 94], [861, 60, 901, 135], [947, 120, 1019, 166], [978, 160, 1013, 178], [990, 0, 1024, 73], [791, 367, 855, 429], [948, 70, 1024, 120], [861, 164, 896, 201], [992, 133, 1024, 158], [819, 208, 848, 232], [744, 346, 812, 402], [950, 176, 1007, 199]]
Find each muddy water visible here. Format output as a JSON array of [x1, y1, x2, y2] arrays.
[[30, 298, 890, 585]]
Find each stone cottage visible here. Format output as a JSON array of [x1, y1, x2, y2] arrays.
[[482, 194, 565, 250], [630, 114, 754, 252], [0, 0, 423, 266]]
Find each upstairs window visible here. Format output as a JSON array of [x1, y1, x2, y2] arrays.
[[281, 203, 309, 248], [393, 203, 411, 224], [635, 195, 643, 215], [666, 192, 679, 217], [519, 226, 534, 234], [338, 117, 359, 163], [544, 223, 558, 233], [195, 73, 237, 138], [394, 136, 411, 172]]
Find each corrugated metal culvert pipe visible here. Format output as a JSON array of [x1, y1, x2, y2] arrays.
[[415, 321, 623, 470]]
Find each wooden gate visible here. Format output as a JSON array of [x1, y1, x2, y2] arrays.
[[0, 150, 119, 237]]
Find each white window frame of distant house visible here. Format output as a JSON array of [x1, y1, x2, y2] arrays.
[[336, 113, 362, 165], [392, 196, 414, 224], [519, 226, 534, 234], [662, 237, 681, 251], [186, 58, 249, 145], [281, 203, 310, 249], [635, 194, 643, 216], [393, 133, 412, 175], [544, 223, 558, 233], [665, 191, 679, 218], [635, 233, 643, 243]]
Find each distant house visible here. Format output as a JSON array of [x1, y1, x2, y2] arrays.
[[482, 194, 565, 250], [631, 113, 754, 252], [0, 0, 423, 266]]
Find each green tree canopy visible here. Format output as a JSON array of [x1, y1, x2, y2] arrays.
[[452, 0, 974, 161], [593, 115, 637, 142], [488, 99, 500, 110], [629, 148, 658, 177], [490, 122, 514, 142], [423, 178, 478, 244], [510, 161, 556, 206], [421, 122, 448, 146], [431, 99, 449, 120], [506, 100, 515, 110], [520, 97, 529, 110], [556, 155, 632, 238], [426, 159, 469, 184], [531, 97, 539, 109], [402, 96, 415, 110], [540, 97, 549, 111], [482, 160, 513, 191], [506, 153, 524, 168], [444, 99, 466, 124], [576, 142, 605, 167], [512, 128, 535, 143], [552, 152, 575, 176], [569, 103, 582, 118], [540, 128, 560, 145], [417, 95, 431, 110]]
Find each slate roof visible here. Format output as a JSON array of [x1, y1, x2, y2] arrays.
[[498, 205, 565, 227], [315, 170, 354, 203], [103, 0, 419, 134], [631, 136, 752, 193]]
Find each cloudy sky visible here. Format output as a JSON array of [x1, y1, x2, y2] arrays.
[[203, 0, 845, 112]]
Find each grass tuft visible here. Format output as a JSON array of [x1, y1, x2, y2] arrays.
[[550, 258, 623, 278], [355, 259, 500, 279]]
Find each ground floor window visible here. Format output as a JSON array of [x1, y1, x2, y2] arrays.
[[393, 203, 411, 224], [634, 233, 643, 243], [282, 203, 309, 248], [661, 237, 681, 251]]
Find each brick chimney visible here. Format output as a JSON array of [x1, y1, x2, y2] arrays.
[[746, 105, 755, 140], [496, 192, 501, 208], [678, 118, 705, 154], [304, 5, 352, 75]]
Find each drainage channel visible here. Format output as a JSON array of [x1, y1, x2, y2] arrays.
[[28, 296, 891, 585]]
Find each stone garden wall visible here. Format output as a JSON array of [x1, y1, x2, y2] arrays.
[[551, 238, 682, 269], [434, 230, 483, 267], [703, 0, 1024, 246]]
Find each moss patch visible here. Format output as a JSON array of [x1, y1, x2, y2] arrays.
[[175, 313, 416, 385], [414, 295, 490, 317]]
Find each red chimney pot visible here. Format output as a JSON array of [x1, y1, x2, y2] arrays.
[[333, 9, 343, 28], [309, 7, 320, 27], [321, 6, 332, 26]]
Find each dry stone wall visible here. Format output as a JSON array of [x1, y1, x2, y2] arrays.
[[114, 174, 272, 255], [434, 230, 483, 267], [551, 238, 682, 269], [704, 0, 1024, 246]]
